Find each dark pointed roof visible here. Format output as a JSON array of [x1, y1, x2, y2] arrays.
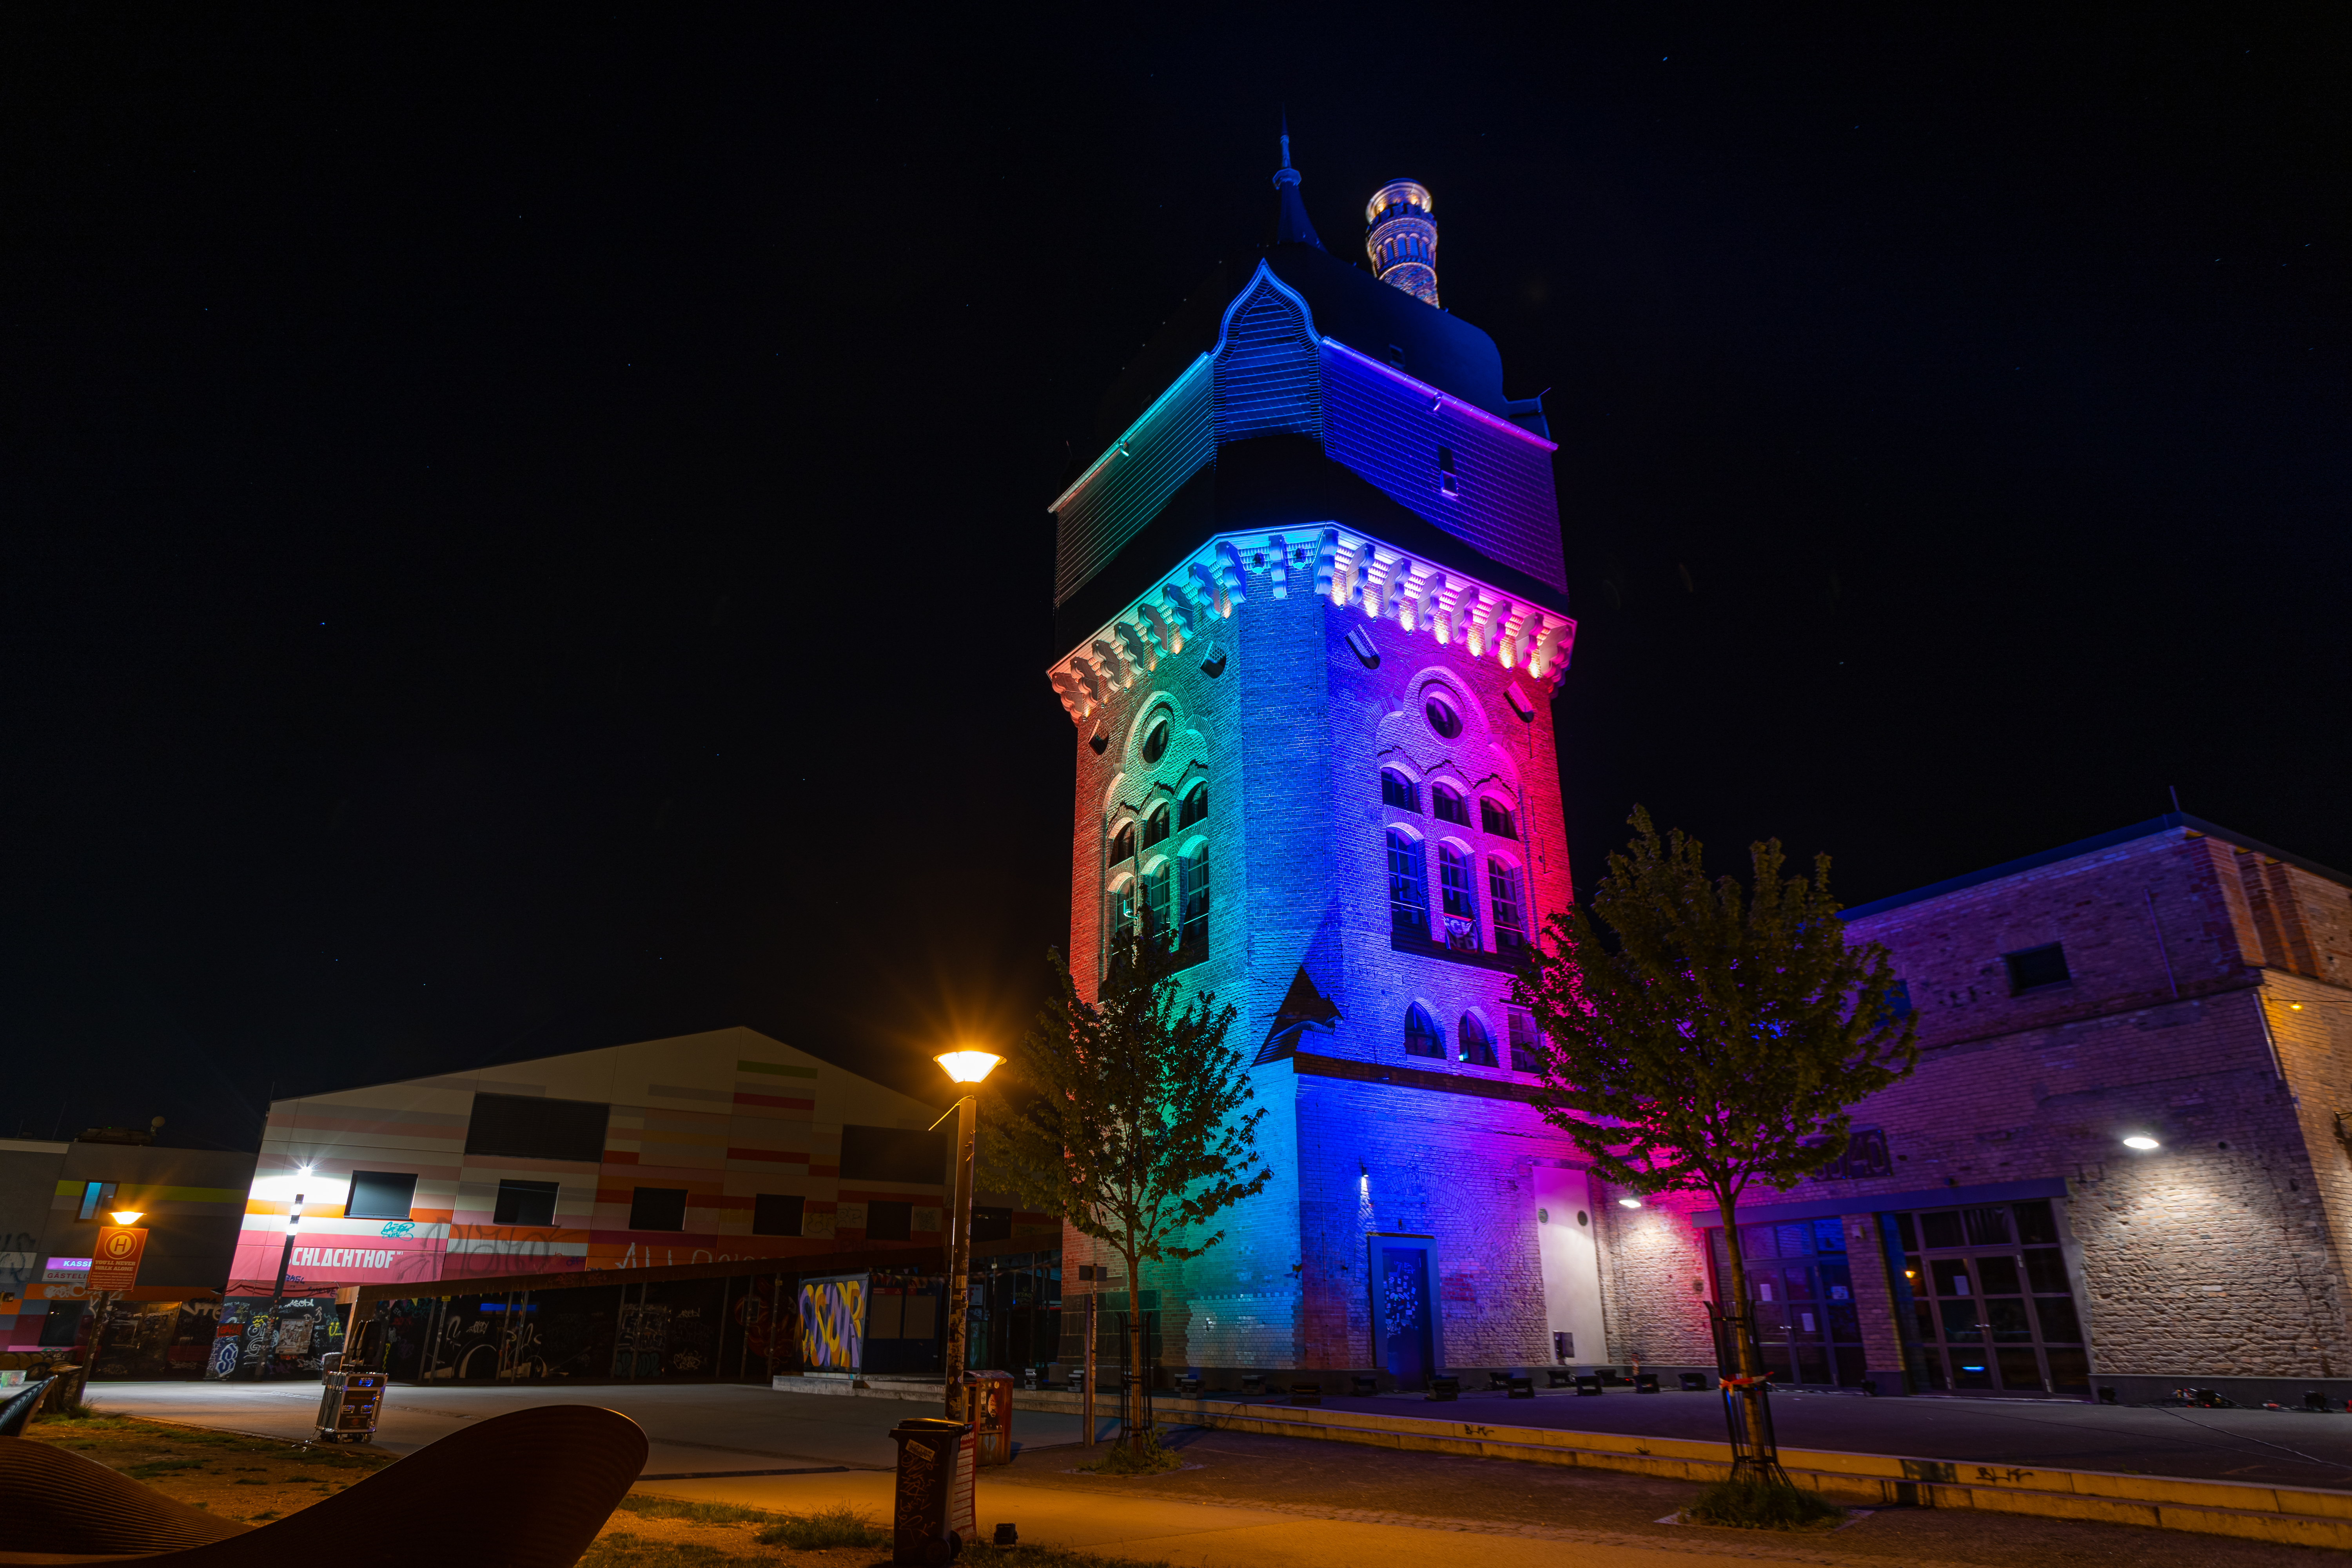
[[1271, 115, 1323, 249]]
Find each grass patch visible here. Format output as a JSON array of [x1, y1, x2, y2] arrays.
[[614, 1496, 780, 1527], [124, 1458, 211, 1478], [753, 1503, 887, 1550], [578, 1534, 773, 1567], [1076, 1428, 1183, 1476], [964, 1544, 1175, 1568], [1681, 1476, 1846, 1531]]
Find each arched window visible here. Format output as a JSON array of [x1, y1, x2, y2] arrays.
[[1109, 822, 1135, 866], [1458, 1013, 1497, 1068], [1142, 804, 1171, 850], [1488, 859, 1526, 950], [1404, 1005, 1444, 1058], [1140, 711, 1171, 764], [1110, 878, 1137, 935], [1380, 768, 1419, 812], [1143, 862, 1171, 938], [1179, 782, 1208, 829], [1385, 831, 1427, 933], [1432, 784, 1469, 826], [1438, 846, 1478, 950], [1479, 798, 1516, 838], [1178, 848, 1210, 957]]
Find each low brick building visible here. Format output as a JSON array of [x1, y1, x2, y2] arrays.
[[1603, 812, 2352, 1403]]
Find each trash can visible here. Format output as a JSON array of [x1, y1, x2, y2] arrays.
[[316, 1368, 386, 1442], [890, 1416, 976, 1564], [965, 1371, 1016, 1467]]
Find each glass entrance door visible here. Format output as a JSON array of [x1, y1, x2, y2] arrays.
[[1707, 1218, 1869, 1387], [1896, 1198, 2089, 1397]]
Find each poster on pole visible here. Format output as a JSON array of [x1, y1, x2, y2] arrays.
[[88, 1227, 149, 1290]]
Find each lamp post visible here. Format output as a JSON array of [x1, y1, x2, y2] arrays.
[[72, 1210, 143, 1410], [933, 1049, 1002, 1422], [249, 1189, 305, 1381]]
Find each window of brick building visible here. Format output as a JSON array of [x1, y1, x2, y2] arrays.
[[1140, 713, 1171, 764], [1404, 1005, 1444, 1058], [1458, 1013, 1498, 1067], [1387, 832, 1428, 932], [1109, 821, 1135, 865], [1178, 782, 1208, 829], [1432, 784, 1470, 825], [1178, 849, 1210, 958], [2002, 944, 2069, 994], [1142, 804, 1170, 850], [1143, 863, 1171, 939], [1479, 797, 1516, 838], [1381, 768, 1420, 812], [1508, 1009, 1543, 1073], [1439, 846, 1478, 949], [1488, 860, 1526, 949]]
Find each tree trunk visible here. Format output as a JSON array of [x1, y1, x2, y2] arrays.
[[1122, 1230, 1147, 1456], [1714, 1196, 1779, 1481]]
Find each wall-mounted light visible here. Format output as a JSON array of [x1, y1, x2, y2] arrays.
[[1617, 1197, 1642, 1209], [2122, 1134, 2161, 1151]]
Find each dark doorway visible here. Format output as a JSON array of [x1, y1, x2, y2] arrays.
[[1380, 1247, 1434, 1385]]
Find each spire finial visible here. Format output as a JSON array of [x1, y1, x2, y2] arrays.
[[1270, 110, 1322, 249]]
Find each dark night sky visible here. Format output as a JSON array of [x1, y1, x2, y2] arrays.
[[2, 11, 2343, 1152]]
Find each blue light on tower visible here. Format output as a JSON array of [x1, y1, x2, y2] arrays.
[[1366, 180, 1439, 306]]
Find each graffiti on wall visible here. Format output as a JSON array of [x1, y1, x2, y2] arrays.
[[798, 1273, 866, 1372]]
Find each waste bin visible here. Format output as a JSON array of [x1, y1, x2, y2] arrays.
[[965, 1371, 1015, 1466], [890, 1416, 976, 1564]]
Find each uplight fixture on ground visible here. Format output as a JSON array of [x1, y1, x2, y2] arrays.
[[931, 1047, 1003, 1420], [2123, 1134, 2161, 1151]]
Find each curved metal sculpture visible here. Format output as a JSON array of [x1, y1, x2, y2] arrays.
[[0, 1403, 648, 1566]]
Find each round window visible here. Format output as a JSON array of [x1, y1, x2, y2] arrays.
[[1576, 1209, 1590, 1227], [1140, 716, 1171, 763], [1537, 1208, 1550, 1225], [1423, 690, 1462, 739]]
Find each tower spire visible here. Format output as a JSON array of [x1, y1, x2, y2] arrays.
[[1271, 111, 1323, 249]]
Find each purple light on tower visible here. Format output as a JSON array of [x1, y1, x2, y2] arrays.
[[1366, 180, 1439, 306]]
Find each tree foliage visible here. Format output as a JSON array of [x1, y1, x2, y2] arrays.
[[1512, 807, 1919, 1208], [981, 931, 1269, 1443]]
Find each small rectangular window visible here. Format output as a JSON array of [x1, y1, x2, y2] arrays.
[[628, 1186, 689, 1232], [1507, 1009, 1543, 1073], [840, 1126, 947, 1184], [2002, 943, 2070, 994], [1918, 1210, 1964, 1249], [970, 1205, 1013, 1243], [1178, 852, 1210, 956], [492, 1180, 560, 1227], [866, 1200, 913, 1242], [76, 1181, 116, 1222], [753, 1194, 804, 1236], [1878, 979, 1913, 1024], [463, 1092, 611, 1163], [1479, 798, 1515, 838], [1437, 445, 1457, 495], [346, 1171, 419, 1222]]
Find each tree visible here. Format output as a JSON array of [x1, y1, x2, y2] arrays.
[[982, 929, 1270, 1454], [1512, 808, 1918, 1480]]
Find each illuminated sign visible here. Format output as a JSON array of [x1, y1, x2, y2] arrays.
[[43, 1257, 91, 1285]]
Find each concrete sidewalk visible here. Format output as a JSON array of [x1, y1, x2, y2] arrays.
[[89, 1379, 1110, 1477]]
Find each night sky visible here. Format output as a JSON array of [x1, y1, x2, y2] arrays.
[[3, 12, 2342, 1151]]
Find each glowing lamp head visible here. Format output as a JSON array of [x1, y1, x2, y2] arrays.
[[298, 1163, 314, 1176], [1617, 1197, 1642, 1209], [109, 1211, 143, 1227], [2122, 1134, 2161, 1151], [936, 1050, 1004, 1085]]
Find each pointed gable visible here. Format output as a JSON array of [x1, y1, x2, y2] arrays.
[[1212, 268, 1323, 445]]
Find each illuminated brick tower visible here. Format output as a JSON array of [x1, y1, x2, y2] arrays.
[[1046, 135, 1596, 1387]]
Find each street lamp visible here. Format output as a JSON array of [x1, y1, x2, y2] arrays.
[[249, 1189, 305, 1381], [109, 1211, 143, 1226], [933, 1050, 1002, 1422]]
